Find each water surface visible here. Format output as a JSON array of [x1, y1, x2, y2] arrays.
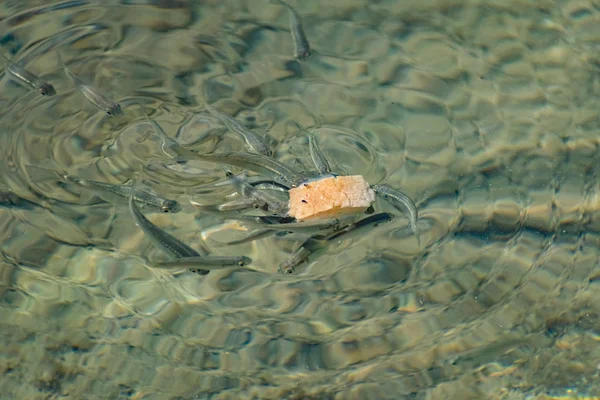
[[0, 1, 599, 399]]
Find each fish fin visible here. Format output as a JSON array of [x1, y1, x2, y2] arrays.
[[25, 165, 60, 183], [56, 49, 76, 82]]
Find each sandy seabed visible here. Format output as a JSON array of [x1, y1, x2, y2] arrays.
[[1, 0, 600, 399]]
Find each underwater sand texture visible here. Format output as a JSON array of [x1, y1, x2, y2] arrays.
[[1, 0, 600, 399]]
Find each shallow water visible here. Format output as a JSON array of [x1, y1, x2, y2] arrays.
[[1, 0, 600, 399]]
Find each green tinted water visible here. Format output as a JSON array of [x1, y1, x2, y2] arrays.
[[0, 1, 599, 399]]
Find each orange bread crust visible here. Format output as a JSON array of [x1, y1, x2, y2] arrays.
[[288, 175, 375, 221]]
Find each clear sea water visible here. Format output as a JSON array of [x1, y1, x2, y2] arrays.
[[0, 0, 599, 399]]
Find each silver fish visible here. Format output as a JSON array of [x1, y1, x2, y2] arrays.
[[205, 103, 271, 156], [190, 197, 262, 213], [189, 151, 304, 187], [279, 212, 395, 273], [279, 246, 312, 274], [222, 217, 341, 247], [0, 190, 37, 210], [372, 184, 420, 245], [221, 198, 266, 212], [447, 336, 543, 370], [155, 255, 252, 270], [222, 229, 277, 246], [0, 53, 55, 96], [251, 180, 290, 192], [144, 114, 199, 159], [316, 212, 394, 242], [26, 165, 180, 213], [128, 189, 210, 275], [58, 51, 123, 116], [219, 197, 268, 212], [272, 0, 311, 60], [238, 217, 341, 233], [223, 168, 288, 214], [308, 132, 331, 175]]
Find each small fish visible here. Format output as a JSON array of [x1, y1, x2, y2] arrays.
[[189, 171, 280, 212], [189, 172, 252, 194], [246, 215, 295, 224], [279, 212, 395, 273], [0, 53, 56, 96], [222, 229, 277, 246], [223, 168, 288, 214], [26, 165, 180, 213], [447, 337, 541, 370], [308, 132, 331, 175], [372, 184, 420, 246], [188, 151, 304, 187], [220, 218, 336, 247], [222, 198, 267, 212], [205, 103, 271, 156], [128, 187, 210, 275], [292, 121, 332, 176], [144, 113, 199, 159], [317, 212, 395, 242], [155, 255, 252, 271], [190, 197, 262, 213], [57, 50, 123, 116], [272, 0, 311, 60], [278, 246, 312, 274], [0, 190, 37, 210], [250, 180, 290, 192], [238, 216, 341, 233]]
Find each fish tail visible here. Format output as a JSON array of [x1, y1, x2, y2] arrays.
[[56, 50, 72, 79], [56, 49, 66, 69], [25, 165, 61, 183], [412, 220, 421, 247], [143, 112, 165, 140]]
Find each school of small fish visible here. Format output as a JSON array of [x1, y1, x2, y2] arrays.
[[3, 1, 420, 275]]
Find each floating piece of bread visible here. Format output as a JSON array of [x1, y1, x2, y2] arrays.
[[288, 175, 375, 221]]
